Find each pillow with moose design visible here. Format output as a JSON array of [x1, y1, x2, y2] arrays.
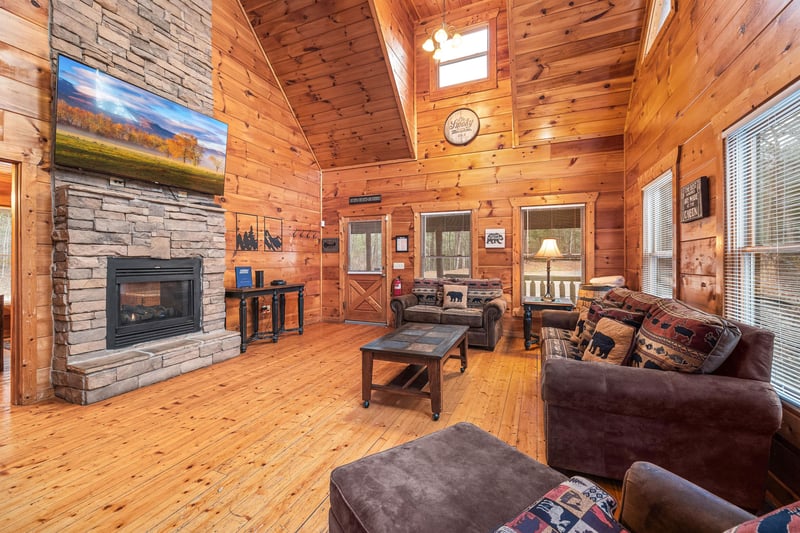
[[442, 284, 468, 309], [583, 318, 637, 365]]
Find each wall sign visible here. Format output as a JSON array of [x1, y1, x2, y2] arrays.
[[349, 194, 382, 205], [444, 108, 480, 146], [680, 176, 710, 223], [485, 228, 506, 249], [395, 235, 408, 253], [322, 238, 339, 253]]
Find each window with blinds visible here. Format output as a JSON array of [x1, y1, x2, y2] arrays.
[[521, 205, 584, 301], [642, 171, 673, 297], [421, 211, 471, 278], [724, 83, 800, 407]]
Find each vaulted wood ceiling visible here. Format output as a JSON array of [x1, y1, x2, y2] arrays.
[[239, 0, 645, 169]]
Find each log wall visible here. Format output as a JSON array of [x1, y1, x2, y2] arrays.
[[321, 0, 627, 337], [212, 0, 322, 332], [624, 0, 800, 505], [0, 0, 54, 403]]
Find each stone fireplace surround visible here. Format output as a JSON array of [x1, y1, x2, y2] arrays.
[[51, 182, 240, 404]]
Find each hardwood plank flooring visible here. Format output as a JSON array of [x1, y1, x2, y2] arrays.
[[0, 323, 618, 531]]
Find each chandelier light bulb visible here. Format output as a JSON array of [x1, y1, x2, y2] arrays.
[[432, 47, 443, 61], [422, 38, 435, 52], [451, 32, 462, 48], [434, 27, 449, 44]]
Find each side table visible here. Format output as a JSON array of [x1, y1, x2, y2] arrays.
[[523, 297, 574, 349], [225, 283, 305, 352]]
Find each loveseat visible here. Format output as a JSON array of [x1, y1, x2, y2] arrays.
[[539, 287, 783, 510], [329, 421, 786, 533], [390, 278, 507, 350]]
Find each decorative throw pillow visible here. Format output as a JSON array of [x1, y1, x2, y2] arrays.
[[631, 299, 742, 373], [411, 278, 442, 306], [724, 502, 800, 532], [494, 476, 628, 533], [598, 307, 646, 329], [570, 307, 590, 344], [442, 284, 468, 309], [579, 300, 624, 350], [583, 318, 637, 365], [603, 287, 632, 305]]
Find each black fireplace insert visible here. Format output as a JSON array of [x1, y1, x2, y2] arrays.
[[106, 257, 202, 349]]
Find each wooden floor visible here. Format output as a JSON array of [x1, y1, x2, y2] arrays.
[[0, 323, 615, 531]]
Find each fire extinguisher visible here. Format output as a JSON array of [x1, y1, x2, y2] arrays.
[[392, 276, 402, 296]]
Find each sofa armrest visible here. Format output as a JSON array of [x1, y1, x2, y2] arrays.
[[389, 294, 419, 327], [484, 296, 507, 322], [541, 309, 578, 330], [541, 358, 782, 432], [619, 462, 754, 533]]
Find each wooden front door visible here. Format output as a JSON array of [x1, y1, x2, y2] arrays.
[[343, 217, 388, 324]]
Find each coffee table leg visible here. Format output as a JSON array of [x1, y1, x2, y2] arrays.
[[361, 350, 373, 408], [428, 359, 442, 421]]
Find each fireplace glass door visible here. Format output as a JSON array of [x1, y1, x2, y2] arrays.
[[107, 257, 201, 348]]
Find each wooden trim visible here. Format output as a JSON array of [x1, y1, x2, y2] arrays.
[[510, 193, 599, 317], [0, 145, 43, 404]]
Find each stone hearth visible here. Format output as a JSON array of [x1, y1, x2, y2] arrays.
[[51, 183, 239, 404]]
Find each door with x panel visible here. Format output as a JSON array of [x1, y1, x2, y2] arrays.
[[343, 217, 388, 324]]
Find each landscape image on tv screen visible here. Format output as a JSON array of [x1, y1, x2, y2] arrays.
[[54, 55, 228, 196]]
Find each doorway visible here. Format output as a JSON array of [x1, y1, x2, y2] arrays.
[[343, 216, 388, 324], [0, 161, 13, 399]]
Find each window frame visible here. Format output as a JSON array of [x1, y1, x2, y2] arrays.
[[641, 0, 675, 60], [417, 209, 475, 279], [641, 170, 675, 298], [429, 16, 497, 100], [511, 193, 597, 314], [723, 80, 800, 407]]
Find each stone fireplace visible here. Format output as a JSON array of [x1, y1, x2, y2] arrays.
[[51, 184, 240, 404]]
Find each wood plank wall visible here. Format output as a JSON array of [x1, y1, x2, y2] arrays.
[[624, 0, 800, 506], [321, 0, 627, 336], [211, 0, 323, 332], [0, 0, 54, 403]]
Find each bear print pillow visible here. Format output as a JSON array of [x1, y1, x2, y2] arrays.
[[583, 318, 636, 365], [442, 284, 468, 309]]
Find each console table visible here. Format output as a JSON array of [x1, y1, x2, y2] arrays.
[[225, 283, 304, 352], [523, 297, 574, 349]]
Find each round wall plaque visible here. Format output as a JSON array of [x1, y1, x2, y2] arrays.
[[444, 108, 480, 146]]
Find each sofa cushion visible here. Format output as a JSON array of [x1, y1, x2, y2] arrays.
[[543, 338, 584, 360], [598, 307, 646, 329], [619, 291, 660, 313], [583, 318, 636, 365], [494, 476, 627, 533], [571, 307, 591, 343], [542, 326, 573, 341], [442, 307, 483, 328], [411, 278, 442, 306], [459, 278, 504, 309], [632, 299, 742, 373], [724, 501, 800, 532], [442, 284, 468, 309], [403, 305, 442, 324]]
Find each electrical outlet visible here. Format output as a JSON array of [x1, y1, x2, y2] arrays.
[[109, 177, 125, 187]]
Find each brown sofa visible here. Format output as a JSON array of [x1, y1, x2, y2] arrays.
[[390, 278, 507, 350], [328, 422, 764, 533], [540, 288, 783, 511]]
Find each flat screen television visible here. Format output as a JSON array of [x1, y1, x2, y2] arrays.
[[54, 54, 228, 196]]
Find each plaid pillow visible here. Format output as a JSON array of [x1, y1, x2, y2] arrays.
[[494, 476, 627, 533]]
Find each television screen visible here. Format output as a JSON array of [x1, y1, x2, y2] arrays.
[[54, 55, 228, 196]]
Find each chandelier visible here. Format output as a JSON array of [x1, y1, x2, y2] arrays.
[[421, 0, 461, 60]]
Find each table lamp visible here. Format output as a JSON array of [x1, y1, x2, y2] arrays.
[[535, 238, 562, 301]]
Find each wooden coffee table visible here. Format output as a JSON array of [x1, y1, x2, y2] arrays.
[[360, 323, 469, 420]]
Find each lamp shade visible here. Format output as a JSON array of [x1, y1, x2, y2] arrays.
[[535, 238, 562, 259]]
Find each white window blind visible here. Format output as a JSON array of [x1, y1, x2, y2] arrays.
[[642, 171, 673, 297], [724, 84, 800, 407]]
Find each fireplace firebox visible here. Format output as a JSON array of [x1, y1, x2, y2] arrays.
[[107, 257, 202, 349]]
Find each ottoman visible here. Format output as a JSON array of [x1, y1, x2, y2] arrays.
[[329, 422, 567, 533]]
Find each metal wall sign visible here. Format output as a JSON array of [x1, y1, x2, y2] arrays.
[[349, 195, 382, 205]]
